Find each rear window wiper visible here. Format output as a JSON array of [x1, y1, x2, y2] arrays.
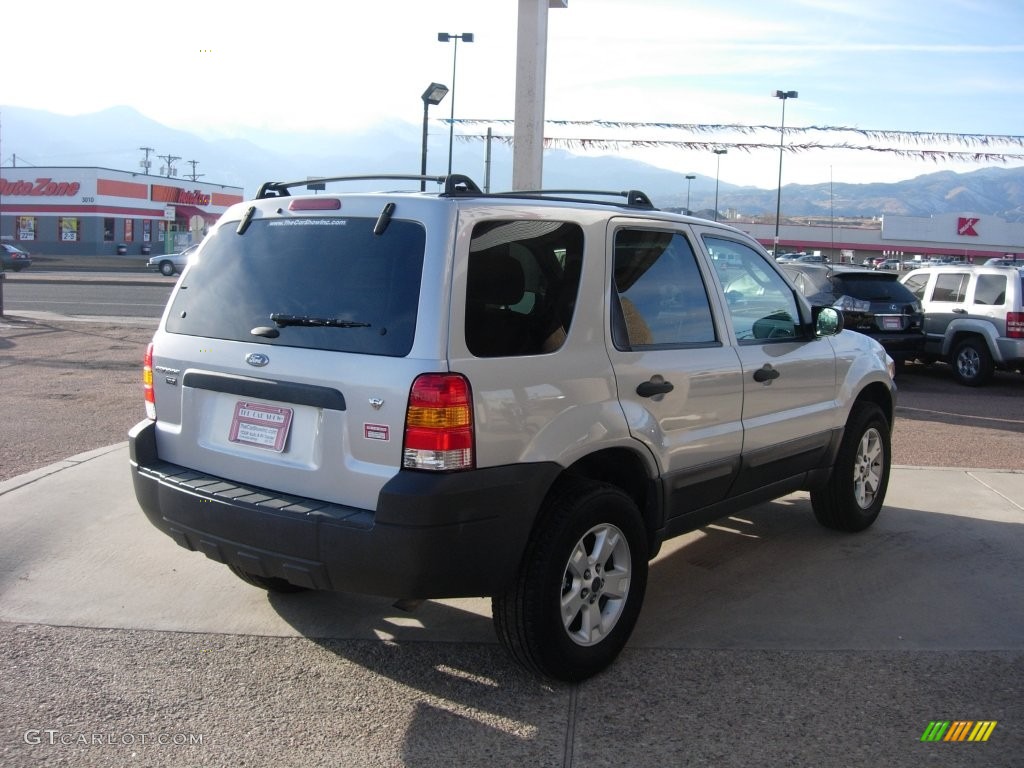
[[269, 313, 371, 329]]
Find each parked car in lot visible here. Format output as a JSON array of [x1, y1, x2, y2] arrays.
[[130, 173, 896, 681], [146, 243, 198, 276], [783, 263, 924, 366], [900, 264, 1024, 386], [984, 257, 1020, 267], [874, 259, 903, 271], [1, 243, 33, 271]]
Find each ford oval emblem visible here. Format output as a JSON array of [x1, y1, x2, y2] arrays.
[[245, 352, 270, 368]]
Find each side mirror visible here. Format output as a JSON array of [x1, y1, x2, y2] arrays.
[[813, 306, 844, 337]]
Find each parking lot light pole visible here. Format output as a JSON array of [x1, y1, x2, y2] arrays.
[[713, 149, 727, 221], [773, 90, 798, 253], [438, 32, 474, 176], [685, 174, 695, 214], [420, 83, 449, 191]]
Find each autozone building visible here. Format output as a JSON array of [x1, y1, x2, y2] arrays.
[[0, 167, 244, 257]]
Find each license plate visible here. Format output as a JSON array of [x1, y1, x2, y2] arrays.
[[882, 317, 902, 330], [228, 401, 293, 452]]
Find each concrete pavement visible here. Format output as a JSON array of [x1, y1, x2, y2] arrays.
[[1, 447, 1022, 766]]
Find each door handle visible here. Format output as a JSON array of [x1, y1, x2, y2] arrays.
[[952, 308, 968, 314], [753, 365, 781, 384], [636, 377, 674, 397]]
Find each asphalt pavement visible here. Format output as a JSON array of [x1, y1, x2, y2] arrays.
[[0, 445, 1021, 767], [1, 265, 1022, 766]]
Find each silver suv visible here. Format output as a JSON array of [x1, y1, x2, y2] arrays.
[[900, 264, 1024, 386], [129, 174, 897, 681]]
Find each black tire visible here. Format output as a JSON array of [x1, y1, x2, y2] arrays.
[[811, 402, 891, 532], [951, 337, 994, 387], [227, 564, 308, 594], [492, 478, 648, 682], [159, 260, 176, 276]]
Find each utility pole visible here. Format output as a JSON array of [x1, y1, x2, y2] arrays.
[[158, 153, 180, 178], [184, 160, 204, 182], [139, 146, 155, 175]]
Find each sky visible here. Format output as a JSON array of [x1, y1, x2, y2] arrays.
[[3, 0, 1023, 190]]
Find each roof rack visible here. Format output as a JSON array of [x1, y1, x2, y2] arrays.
[[254, 174, 483, 199], [487, 188, 656, 210]]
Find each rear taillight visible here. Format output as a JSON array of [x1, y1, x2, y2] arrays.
[[1008, 312, 1024, 339], [143, 342, 156, 420], [402, 373, 474, 471]]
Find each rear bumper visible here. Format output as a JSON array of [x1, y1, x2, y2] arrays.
[[129, 420, 560, 599]]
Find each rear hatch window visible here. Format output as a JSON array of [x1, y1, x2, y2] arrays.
[[165, 217, 425, 357]]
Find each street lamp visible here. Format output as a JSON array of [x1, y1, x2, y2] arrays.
[[713, 149, 727, 222], [438, 32, 474, 175], [685, 174, 696, 215], [420, 82, 449, 190], [773, 89, 798, 253]]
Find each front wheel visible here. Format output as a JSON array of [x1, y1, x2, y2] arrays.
[[492, 478, 648, 682], [811, 402, 891, 532], [159, 260, 176, 276]]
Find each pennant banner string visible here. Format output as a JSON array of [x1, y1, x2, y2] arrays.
[[453, 133, 1024, 162]]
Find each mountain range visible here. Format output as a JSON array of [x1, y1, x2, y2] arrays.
[[3, 104, 1024, 221]]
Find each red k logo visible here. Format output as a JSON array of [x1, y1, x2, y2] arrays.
[[958, 217, 980, 236]]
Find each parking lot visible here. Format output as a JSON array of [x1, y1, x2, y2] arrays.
[[1, 309, 1022, 766]]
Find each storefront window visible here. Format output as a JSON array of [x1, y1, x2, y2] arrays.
[[103, 218, 115, 242], [158, 221, 166, 242], [125, 219, 134, 243], [58, 218, 79, 242], [17, 216, 37, 241], [143, 220, 152, 243]]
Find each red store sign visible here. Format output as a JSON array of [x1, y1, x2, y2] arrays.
[[957, 217, 980, 236], [0, 177, 81, 197], [151, 183, 212, 206]]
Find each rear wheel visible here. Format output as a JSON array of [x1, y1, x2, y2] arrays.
[[159, 260, 176, 276], [811, 402, 891, 532], [951, 337, 993, 386], [227, 564, 308, 594], [492, 478, 648, 682]]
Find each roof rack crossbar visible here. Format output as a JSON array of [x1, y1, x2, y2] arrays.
[[488, 188, 656, 210], [254, 174, 482, 199]]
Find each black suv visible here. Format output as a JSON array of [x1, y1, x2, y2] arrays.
[[783, 264, 925, 366]]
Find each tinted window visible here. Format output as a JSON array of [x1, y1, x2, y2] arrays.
[[166, 217, 425, 357], [901, 273, 929, 299], [833, 275, 918, 303], [465, 220, 583, 357], [932, 273, 969, 303], [973, 274, 1007, 306], [612, 229, 716, 349]]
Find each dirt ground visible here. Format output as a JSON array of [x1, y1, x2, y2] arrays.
[[1, 315, 1022, 482]]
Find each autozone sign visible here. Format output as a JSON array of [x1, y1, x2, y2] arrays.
[[957, 217, 980, 236], [151, 183, 212, 206], [0, 177, 81, 197]]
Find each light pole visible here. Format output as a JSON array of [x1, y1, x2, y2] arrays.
[[420, 82, 449, 190], [773, 90, 798, 254], [713, 149, 727, 222], [438, 32, 474, 175], [684, 174, 696, 214]]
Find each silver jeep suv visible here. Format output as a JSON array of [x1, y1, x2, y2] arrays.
[[900, 264, 1024, 386], [129, 174, 896, 681]]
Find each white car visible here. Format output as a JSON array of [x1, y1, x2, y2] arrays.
[[146, 243, 199, 276]]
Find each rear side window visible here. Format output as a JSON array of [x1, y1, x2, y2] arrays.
[[973, 274, 1007, 306], [465, 220, 584, 357], [165, 217, 425, 356], [901, 273, 929, 299], [931, 273, 969, 303]]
